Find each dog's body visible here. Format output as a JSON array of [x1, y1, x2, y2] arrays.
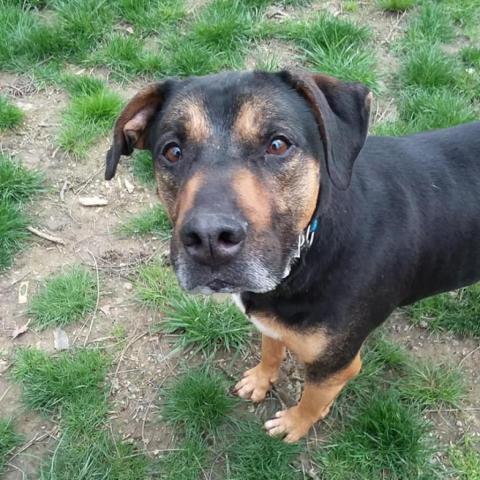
[[106, 70, 480, 442]]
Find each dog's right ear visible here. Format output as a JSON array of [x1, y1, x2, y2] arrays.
[[105, 81, 172, 180]]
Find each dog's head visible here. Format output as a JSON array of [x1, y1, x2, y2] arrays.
[[106, 70, 371, 294]]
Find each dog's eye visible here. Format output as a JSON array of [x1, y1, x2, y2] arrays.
[[162, 142, 182, 163], [267, 136, 291, 156]]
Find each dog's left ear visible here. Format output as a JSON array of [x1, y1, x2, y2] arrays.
[[105, 81, 174, 180], [279, 70, 371, 189]]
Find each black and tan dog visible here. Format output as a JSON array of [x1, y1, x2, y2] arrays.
[[105, 70, 480, 442]]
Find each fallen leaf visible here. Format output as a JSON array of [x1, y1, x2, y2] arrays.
[[12, 319, 31, 339]]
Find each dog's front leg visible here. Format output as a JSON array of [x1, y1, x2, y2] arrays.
[[234, 334, 286, 402], [265, 352, 362, 442]]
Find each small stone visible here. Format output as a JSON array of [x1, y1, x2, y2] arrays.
[[419, 320, 428, 328], [456, 421, 463, 427], [124, 282, 133, 291]]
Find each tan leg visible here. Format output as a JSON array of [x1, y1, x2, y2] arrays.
[[234, 334, 286, 402], [265, 353, 362, 442]]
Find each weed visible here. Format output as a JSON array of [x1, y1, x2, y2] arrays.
[[119, 204, 171, 239], [11, 348, 109, 415], [409, 285, 480, 337], [162, 367, 237, 436], [0, 200, 29, 270], [131, 150, 155, 185], [29, 265, 97, 330], [0, 95, 24, 130], [401, 45, 459, 89], [315, 391, 435, 479], [449, 435, 480, 480], [0, 153, 44, 203], [398, 87, 476, 132], [377, 0, 416, 11], [400, 362, 466, 407], [158, 438, 207, 480], [229, 421, 302, 480], [0, 419, 21, 475]]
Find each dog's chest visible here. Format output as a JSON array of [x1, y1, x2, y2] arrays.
[[231, 294, 282, 339]]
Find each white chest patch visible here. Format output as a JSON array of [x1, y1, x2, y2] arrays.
[[249, 315, 282, 339], [231, 294, 282, 340]]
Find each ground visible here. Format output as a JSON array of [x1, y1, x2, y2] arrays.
[[0, 0, 479, 479]]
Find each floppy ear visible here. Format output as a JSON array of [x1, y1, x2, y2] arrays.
[[105, 81, 172, 180], [279, 70, 371, 189]]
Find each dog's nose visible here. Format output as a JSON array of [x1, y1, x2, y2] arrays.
[[180, 214, 246, 265]]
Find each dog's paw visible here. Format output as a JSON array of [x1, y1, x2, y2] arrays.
[[264, 407, 314, 443], [233, 365, 276, 402]]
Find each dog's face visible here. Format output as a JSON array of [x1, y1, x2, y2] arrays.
[[106, 71, 371, 293]]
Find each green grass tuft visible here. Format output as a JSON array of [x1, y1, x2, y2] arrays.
[[399, 362, 466, 407], [158, 438, 207, 480], [91, 34, 166, 79], [462, 46, 480, 68], [38, 430, 148, 480], [59, 85, 123, 157], [401, 45, 459, 89], [162, 295, 252, 354], [229, 421, 301, 480], [131, 150, 155, 185], [271, 14, 376, 87], [409, 285, 480, 337], [449, 435, 480, 480], [0, 418, 21, 475], [0, 153, 44, 203], [316, 391, 434, 479], [11, 348, 109, 415], [162, 367, 237, 436], [29, 265, 97, 330], [115, 0, 185, 35], [377, 0, 416, 11], [59, 74, 105, 97], [119, 204, 171, 238], [0, 95, 24, 130], [403, 1, 454, 46], [398, 87, 476, 132], [136, 261, 251, 354], [0, 200, 29, 270]]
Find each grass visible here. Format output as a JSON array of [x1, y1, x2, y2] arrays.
[[269, 14, 376, 87], [449, 436, 480, 480], [377, 0, 416, 11], [11, 347, 148, 479], [162, 367, 237, 436], [400, 45, 459, 89], [131, 150, 155, 186], [397, 87, 476, 132], [315, 391, 434, 479], [29, 265, 97, 330], [399, 362, 466, 407], [403, 1, 454, 46], [0, 200, 29, 270], [118, 204, 171, 239], [59, 82, 123, 157], [114, 0, 185, 35], [0, 419, 21, 475], [11, 348, 108, 414], [0, 153, 44, 270], [228, 421, 302, 480], [409, 285, 480, 337], [0, 95, 24, 130], [158, 439, 207, 480], [0, 153, 44, 203], [91, 34, 166, 79], [136, 261, 251, 354]]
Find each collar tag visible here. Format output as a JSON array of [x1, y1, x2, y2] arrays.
[[294, 219, 318, 259]]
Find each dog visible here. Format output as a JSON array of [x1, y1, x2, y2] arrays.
[[105, 70, 480, 442]]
